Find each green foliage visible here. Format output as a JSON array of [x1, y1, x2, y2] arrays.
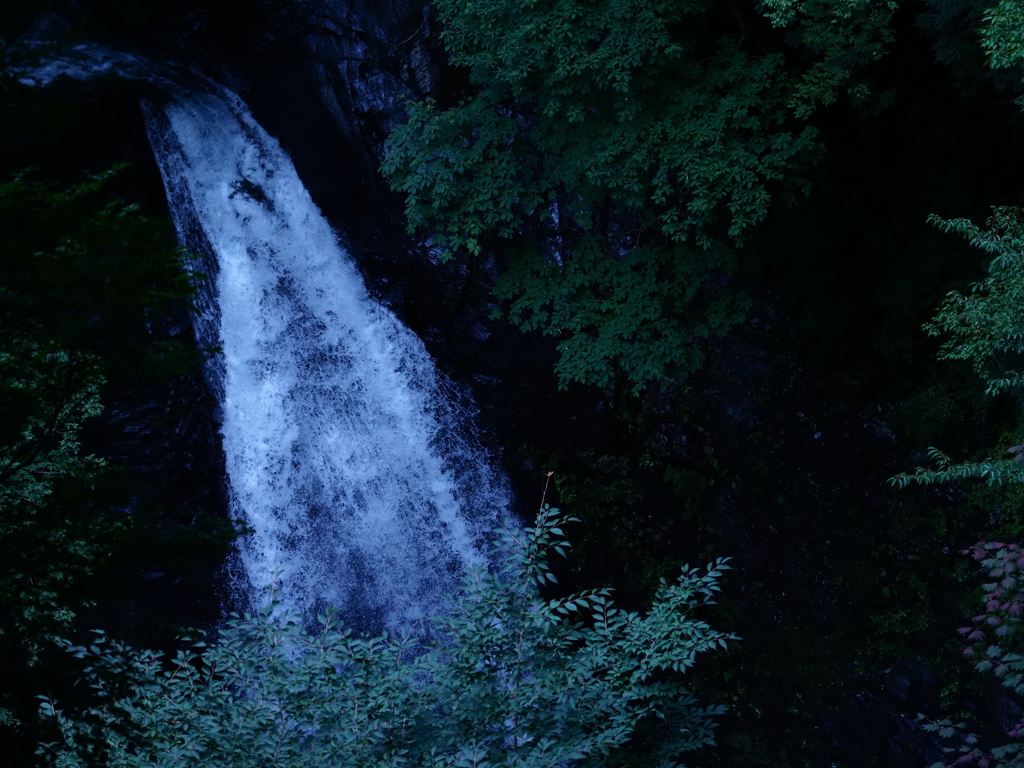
[[0, 340, 107, 662], [0, 167, 193, 664], [760, 0, 898, 117], [892, 446, 1024, 489], [494, 238, 750, 391], [925, 209, 1024, 397], [38, 507, 734, 768], [916, 0, 1024, 96], [382, 0, 909, 390], [891, 209, 1024, 489], [894, 15, 1024, 757], [384, 0, 819, 390], [0, 345, 103, 511], [982, 0, 1024, 70]]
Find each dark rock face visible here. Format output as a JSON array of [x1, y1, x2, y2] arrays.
[[238, 1, 438, 301], [240, 2, 434, 228]]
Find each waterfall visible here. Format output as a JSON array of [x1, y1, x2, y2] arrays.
[[143, 85, 508, 628]]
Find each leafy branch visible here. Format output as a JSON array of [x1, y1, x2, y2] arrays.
[[38, 506, 735, 768]]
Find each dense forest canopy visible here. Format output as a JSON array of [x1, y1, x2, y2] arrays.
[[382, 0, 900, 389], [5, 0, 1024, 766]]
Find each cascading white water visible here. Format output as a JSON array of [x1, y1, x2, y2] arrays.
[[144, 85, 508, 628]]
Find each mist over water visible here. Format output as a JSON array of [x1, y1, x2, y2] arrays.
[[144, 86, 508, 628]]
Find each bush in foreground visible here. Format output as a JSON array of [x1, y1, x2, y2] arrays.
[[38, 506, 732, 768]]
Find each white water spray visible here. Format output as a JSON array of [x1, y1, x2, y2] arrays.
[[144, 86, 507, 627]]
